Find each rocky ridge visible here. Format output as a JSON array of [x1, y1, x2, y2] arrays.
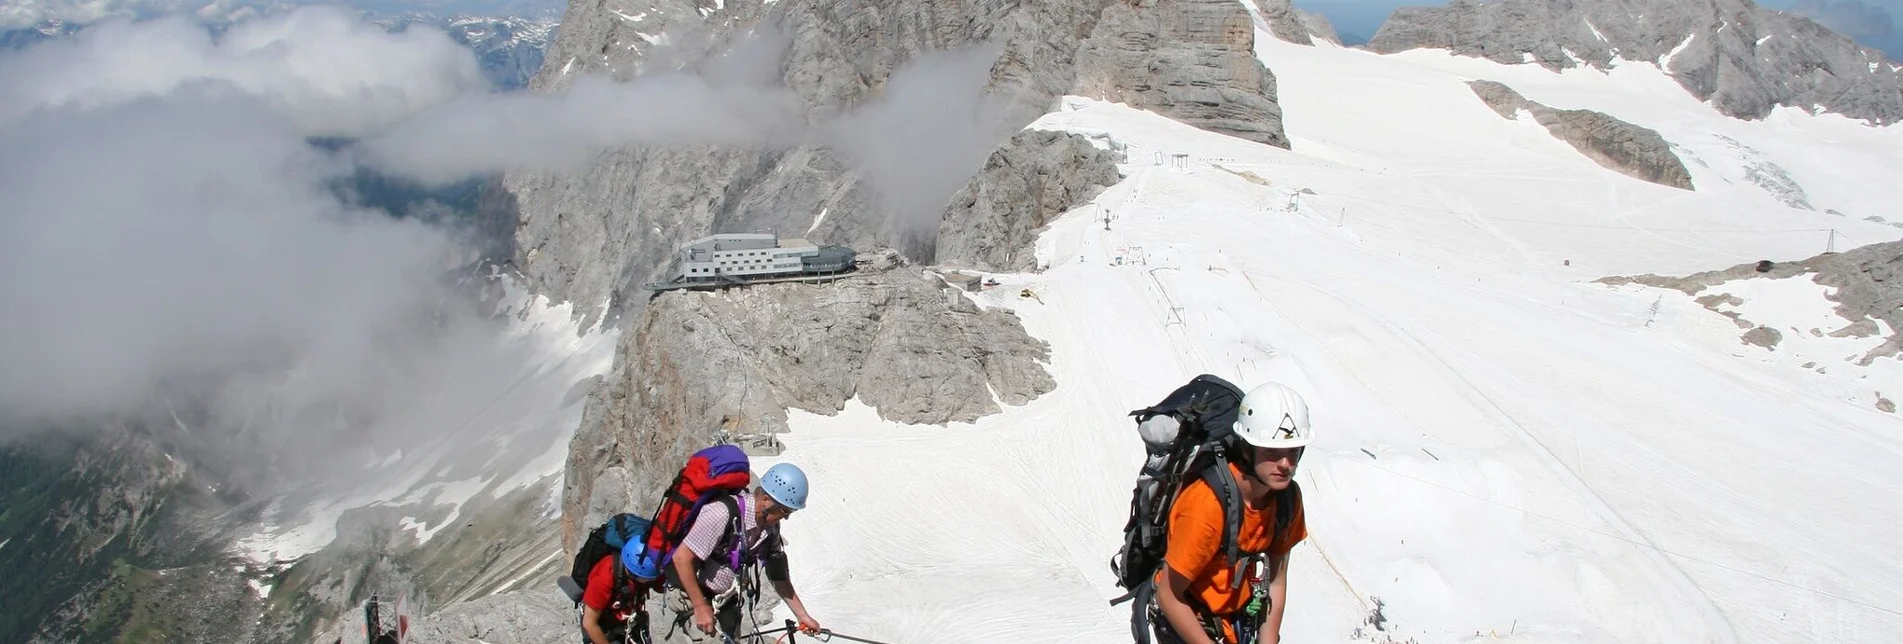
[[1071, 0, 1290, 148], [1368, 0, 1903, 125], [1249, 0, 1341, 46], [1467, 80, 1694, 189], [935, 129, 1125, 272], [561, 256, 1055, 554], [1599, 241, 1903, 365], [500, 0, 1289, 328]]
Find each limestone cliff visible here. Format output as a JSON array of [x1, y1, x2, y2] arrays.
[[1468, 80, 1694, 190], [561, 260, 1054, 553]]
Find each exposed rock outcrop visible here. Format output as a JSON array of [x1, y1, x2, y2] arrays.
[[1250, 0, 1341, 46], [1072, 0, 1289, 148], [561, 262, 1054, 552], [1599, 240, 1903, 362], [404, 587, 573, 644], [936, 129, 1124, 272], [1369, 0, 1903, 125], [1468, 80, 1694, 190], [406, 583, 776, 644]]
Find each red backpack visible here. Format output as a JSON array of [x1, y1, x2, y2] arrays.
[[625, 444, 754, 578]]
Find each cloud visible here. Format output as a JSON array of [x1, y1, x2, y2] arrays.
[[0, 7, 525, 489], [357, 33, 1013, 260], [0, 6, 1019, 488], [0, 5, 487, 136], [354, 25, 810, 183], [822, 41, 1011, 256], [1, 0, 564, 30], [355, 71, 807, 184]]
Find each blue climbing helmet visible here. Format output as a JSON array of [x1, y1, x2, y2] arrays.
[[759, 462, 809, 511], [620, 537, 659, 580]]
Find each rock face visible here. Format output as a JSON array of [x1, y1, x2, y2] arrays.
[[1072, 0, 1289, 148], [936, 129, 1124, 272], [499, 0, 1290, 327], [4, 429, 261, 644], [405, 579, 776, 644], [404, 587, 574, 644], [1368, 0, 1903, 125], [1467, 80, 1694, 190], [561, 261, 1054, 552], [1250, 0, 1341, 46]]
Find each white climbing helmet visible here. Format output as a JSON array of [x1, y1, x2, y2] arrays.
[[1232, 383, 1314, 449]]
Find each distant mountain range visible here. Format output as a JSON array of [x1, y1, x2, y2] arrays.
[[0, 7, 556, 90], [367, 11, 556, 90]]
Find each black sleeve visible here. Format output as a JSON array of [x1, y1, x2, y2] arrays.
[[762, 533, 790, 582]]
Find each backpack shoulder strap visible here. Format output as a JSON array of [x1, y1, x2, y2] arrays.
[[713, 493, 745, 571], [1260, 481, 1303, 589], [1199, 445, 1245, 590], [1269, 481, 1301, 555]]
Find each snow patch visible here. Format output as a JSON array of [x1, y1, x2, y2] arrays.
[[230, 277, 618, 564], [807, 207, 829, 236], [1586, 20, 1609, 43], [609, 9, 646, 23], [397, 476, 493, 544], [233, 498, 359, 565], [1659, 33, 1694, 70]]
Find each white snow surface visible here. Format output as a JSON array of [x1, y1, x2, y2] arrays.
[[1637, 275, 1903, 412], [761, 33, 1903, 644], [233, 281, 617, 565]]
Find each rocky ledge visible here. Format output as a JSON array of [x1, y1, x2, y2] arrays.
[[1468, 80, 1693, 190]]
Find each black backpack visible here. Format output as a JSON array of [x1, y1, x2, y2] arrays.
[[559, 513, 650, 605], [1108, 374, 1297, 643]]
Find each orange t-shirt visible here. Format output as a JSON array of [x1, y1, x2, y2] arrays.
[[1158, 464, 1308, 617]]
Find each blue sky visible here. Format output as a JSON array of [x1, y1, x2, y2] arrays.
[[1299, 0, 1903, 60]]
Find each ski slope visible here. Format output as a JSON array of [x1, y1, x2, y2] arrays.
[[761, 33, 1903, 644]]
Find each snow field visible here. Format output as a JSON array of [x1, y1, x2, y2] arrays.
[[763, 34, 1903, 643]]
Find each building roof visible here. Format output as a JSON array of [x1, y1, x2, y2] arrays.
[[681, 233, 777, 248]]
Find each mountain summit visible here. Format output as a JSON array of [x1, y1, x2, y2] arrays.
[[1368, 0, 1903, 124]]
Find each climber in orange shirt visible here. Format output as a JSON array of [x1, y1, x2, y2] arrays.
[[1152, 383, 1313, 644]]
